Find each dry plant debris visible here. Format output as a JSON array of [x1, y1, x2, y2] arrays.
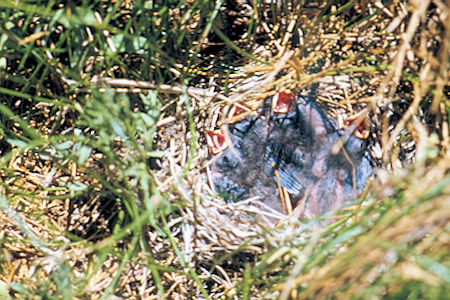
[[0, 0, 448, 299]]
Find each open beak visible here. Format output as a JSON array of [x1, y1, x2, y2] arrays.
[[343, 111, 370, 139], [206, 129, 228, 154], [272, 90, 296, 113]]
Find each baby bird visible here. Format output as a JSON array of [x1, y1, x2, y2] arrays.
[[208, 91, 372, 219]]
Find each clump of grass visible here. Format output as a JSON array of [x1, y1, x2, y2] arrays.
[[231, 129, 449, 299], [0, 0, 448, 298]]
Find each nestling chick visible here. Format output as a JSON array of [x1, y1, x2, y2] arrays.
[[207, 91, 372, 219]]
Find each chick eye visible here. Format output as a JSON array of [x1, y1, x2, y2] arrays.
[[345, 136, 366, 155]]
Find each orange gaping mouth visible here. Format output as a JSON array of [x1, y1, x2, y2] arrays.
[[272, 90, 296, 113], [207, 91, 302, 155], [206, 129, 228, 154], [343, 112, 369, 139]]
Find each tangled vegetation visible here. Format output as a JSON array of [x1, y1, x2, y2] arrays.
[[0, 0, 448, 299]]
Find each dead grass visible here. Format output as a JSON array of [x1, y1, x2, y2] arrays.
[[0, 0, 448, 299]]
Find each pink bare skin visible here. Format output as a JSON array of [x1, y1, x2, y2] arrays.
[[208, 93, 372, 221]]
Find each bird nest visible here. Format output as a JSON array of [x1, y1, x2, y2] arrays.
[[0, 1, 448, 298]]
